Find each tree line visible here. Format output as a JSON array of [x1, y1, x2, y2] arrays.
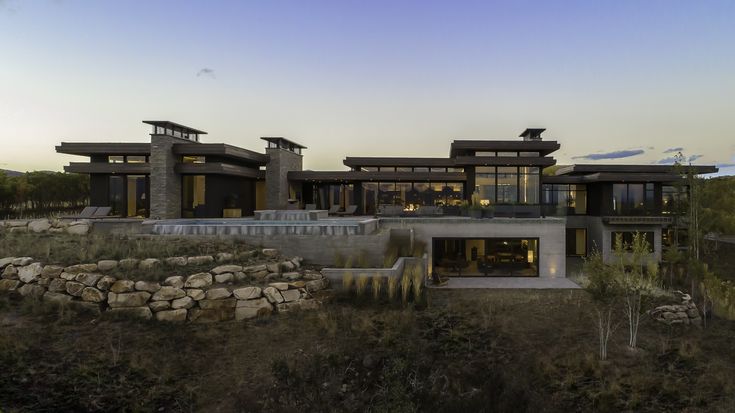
[[0, 171, 89, 218]]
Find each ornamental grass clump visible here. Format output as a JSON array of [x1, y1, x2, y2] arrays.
[[355, 274, 369, 297], [371, 274, 383, 300], [400, 269, 412, 304], [387, 275, 399, 301], [411, 264, 424, 303], [342, 273, 354, 291]]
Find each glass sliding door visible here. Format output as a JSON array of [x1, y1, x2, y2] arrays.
[[432, 237, 539, 277], [109, 176, 124, 216], [126, 175, 148, 217], [182, 175, 206, 217]]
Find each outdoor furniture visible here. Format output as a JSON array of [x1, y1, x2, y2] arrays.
[[92, 206, 112, 217], [377, 205, 404, 216], [304, 203, 316, 210], [336, 205, 357, 216], [60, 206, 98, 219], [418, 205, 443, 216], [328, 205, 341, 215]]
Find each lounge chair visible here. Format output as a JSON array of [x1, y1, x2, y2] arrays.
[[336, 205, 357, 216], [60, 206, 98, 219], [92, 206, 112, 217], [328, 205, 341, 215], [304, 203, 317, 210]]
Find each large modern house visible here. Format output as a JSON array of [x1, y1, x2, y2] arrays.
[[57, 120, 717, 277]]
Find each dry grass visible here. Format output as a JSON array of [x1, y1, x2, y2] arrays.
[[371, 275, 383, 300], [355, 274, 369, 297], [387, 275, 399, 301]]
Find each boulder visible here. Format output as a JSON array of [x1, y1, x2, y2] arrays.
[[41, 265, 64, 278], [214, 273, 234, 283], [282, 272, 301, 281], [250, 270, 269, 280], [5, 220, 28, 228], [2, 265, 18, 279], [108, 306, 152, 320], [206, 288, 232, 300], [187, 256, 214, 266], [66, 223, 90, 235], [211, 264, 242, 275], [305, 278, 329, 293], [281, 261, 296, 271], [686, 308, 700, 318], [28, 219, 51, 233], [303, 271, 324, 281], [186, 288, 205, 301], [263, 287, 284, 304], [134, 281, 162, 293], [64, 263, 98, 274], [0, 279, 21, 291], [8, 226, 28, 233], [75, 272, 103, 287], [199, 298, 237, 310], [216, 252, 234, 262], [12, 257, 33, 266], [43, 291, 73, 304], [152, 286, 186, 301], [96, 276, 117, 291], [233, 286, 262, 300], [185, 272, 212, 288], [0, 257, 15, 269], [65, 281, 86, 296], [18, 263, 43, 283], [261, 248, 278, 257], [264, 273, 280, 283], [269, 282, 289, 291], [119, 258, 139, 269], [48, 278, 67, 293], [59, 272, 76, 281], [234, 272, 248, 282], [235, 297, 273, 320], [280, 289, 301, 303], [38, 278, 51, 287], [289, 281, 306, 289], [165, 257, 188, 267], [243, 264, 267, 274], [48, 228, 65, 234], [81, 287, 106, 303], [170, 296, 193, 310], [139, 258, 161, 270], [110, 280, 135, 293], [108, 291, 152, 308], [237, 250, 258, 260], [266, 263, 280, 273], [155, 309, 188, 322], [97, 260, 118, 272], [164, 276, 184, 288], [17, 283, 46, 298], [149, 301, 171, 312]]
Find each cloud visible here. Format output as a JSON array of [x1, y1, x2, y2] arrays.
[[572, 149, 644, 161], [663, 147, 684, 153], [196, 68, 216, 78], [688, 154, 703, 162], [656, 156, 677, 165], [717, 163, 735, 168]]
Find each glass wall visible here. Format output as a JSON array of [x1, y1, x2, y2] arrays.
[[363, 181, 464, 213], [126, 175, 147, 217], [312, 184, 355, 210], [109, 176, 124, 216], [182, 175, 206, 217], [612, 183, 656, 215], [566, 228, 587, 256], [475, 166, 540, 205], [541, 184, 587, 215], [433, 238, 539, 277], [662, 185, 687, 215]]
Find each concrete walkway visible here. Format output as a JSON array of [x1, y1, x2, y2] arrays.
[[428, 277, 581, 289]]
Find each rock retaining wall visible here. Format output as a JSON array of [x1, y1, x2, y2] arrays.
[[649, 293, 702, 327], [0, 249, 329, 322], [1, 218, 90, 235]]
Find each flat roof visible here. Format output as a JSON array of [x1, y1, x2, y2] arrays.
[[288, 170, 466, 183], [173, 143, 269, 165], [344, 157, 456, 168], [449, 140, 560, 157], [56, 142, 151, 156], [143, 120, 207, 135], [555, 164, 718, 176], [261, 137, 307, 149]]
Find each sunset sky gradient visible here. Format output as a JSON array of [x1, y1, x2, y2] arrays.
[[1, 0, 733, 175]]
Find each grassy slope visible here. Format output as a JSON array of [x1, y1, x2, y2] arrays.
[[1, 290, 733, 412]]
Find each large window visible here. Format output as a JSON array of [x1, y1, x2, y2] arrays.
[[433, 237, 539, 277], [542, 184, 587, 215], [612, 183, 656, 215], [611, 231, 655, 252], [566, 228, 587, 256], [475, 166, 540, 205], [182, 175, 206, 217], [109, 176, 124, 216], [365, 181, 464, 211], [662, 185, 687, 215], [126, 175, 147, 217]]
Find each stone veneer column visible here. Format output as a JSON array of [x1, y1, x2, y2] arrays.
[[265, 148, 303, 210], [149, 134, 185, 219]]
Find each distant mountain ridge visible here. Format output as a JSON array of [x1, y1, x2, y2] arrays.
[[1, 169, 23, 177]]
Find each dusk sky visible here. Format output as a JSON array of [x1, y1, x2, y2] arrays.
[[1, 0, 734, 175]]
